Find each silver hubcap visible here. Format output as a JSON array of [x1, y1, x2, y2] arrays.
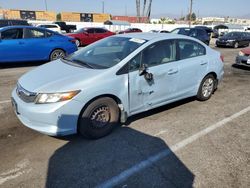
[[90, 106, 110, 128], [51, 50, 65, 60], [202, 78, 214, 98], [234, 43, 238, 48]]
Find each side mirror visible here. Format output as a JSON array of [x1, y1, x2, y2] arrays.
[[139, 64, 153, 81], [139, 64, 148, 76]]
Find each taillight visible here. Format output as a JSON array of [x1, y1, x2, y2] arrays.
[[220, 55, 224, 62]]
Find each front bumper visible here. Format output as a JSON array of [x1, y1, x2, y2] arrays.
[[216, 40, 235, 47], [11, 88, 84, 136], [235, 55, 250, 67]]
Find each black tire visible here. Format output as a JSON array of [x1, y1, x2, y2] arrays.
[[50, 49, 65, 61], [234, 42, 239, 48], [78, 97, 119, 139], [197, 74, 215, 101]]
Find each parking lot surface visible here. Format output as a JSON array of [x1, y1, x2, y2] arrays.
[[0, 41, 249, 187]]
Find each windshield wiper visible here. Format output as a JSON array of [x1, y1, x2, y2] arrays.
[[71, 59, 94, 69]]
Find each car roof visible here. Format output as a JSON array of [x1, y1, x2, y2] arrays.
[[115, 32, 199, 41], [0, 25, 57, 33]]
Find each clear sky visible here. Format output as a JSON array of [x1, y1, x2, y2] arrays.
[[0, 0, 249, 18]]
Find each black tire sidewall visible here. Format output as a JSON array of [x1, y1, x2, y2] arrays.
[[197, 75, 215, 101], [78, 97, 119, 139]]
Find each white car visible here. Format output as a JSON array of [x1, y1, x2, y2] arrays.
[[12, 33, 224, 139], [37, 24, 61, 33]]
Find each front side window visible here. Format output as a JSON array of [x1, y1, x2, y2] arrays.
[[129, 40, 176, 72], [178, 40, 206, 60], [95, 28, 107, 33], [1, 28, 23, 40], [65, 36, 147, 69], [24, 29, 45, 38], [142, 40, 176, 67], [87, 28, 95, 34]]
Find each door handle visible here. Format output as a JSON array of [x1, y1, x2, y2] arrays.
[[200, 61, 208, 65], [18, 41, 25, 45], [168, 69, 178, 75]]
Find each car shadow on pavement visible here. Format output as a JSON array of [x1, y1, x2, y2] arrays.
[[46, 127, 194, 188], [124, 97, 196, 126], [232, 64, 250, 71]]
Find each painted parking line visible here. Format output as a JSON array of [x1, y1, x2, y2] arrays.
[[97, 105, 250, 188], [0, 100, 11, 105]]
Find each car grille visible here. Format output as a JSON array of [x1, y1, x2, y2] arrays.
[[16, 83, 37, 103]]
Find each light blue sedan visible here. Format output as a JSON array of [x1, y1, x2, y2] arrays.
[[0, 26, 77, 63], [12, 33, 224, 139]]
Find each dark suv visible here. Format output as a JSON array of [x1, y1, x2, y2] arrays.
[[171, 27, 210, 45], [0, 19, 29, 28]]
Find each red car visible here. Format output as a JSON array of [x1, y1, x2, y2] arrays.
[[67, 27, 115, 47], [118, 28, 142, 34]]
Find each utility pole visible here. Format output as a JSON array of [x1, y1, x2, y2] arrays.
[[44, 0, 48, 11], [146, 0, 152, 21], [189, 0, 193, 27], [136, 0, 140, 22], [102, 1, 105, 13]]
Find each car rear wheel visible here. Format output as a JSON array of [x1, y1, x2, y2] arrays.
[[75, 39, 80, 47], [234, 42, 239, 48], [197, 74, 215, 101], [50, 49, 65, 61], [78, 97, 119, 139]]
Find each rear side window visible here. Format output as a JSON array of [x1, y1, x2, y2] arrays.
[[1, 28, 23, 40], [178, 40, 206, 60], [24, 28, 45, 38]]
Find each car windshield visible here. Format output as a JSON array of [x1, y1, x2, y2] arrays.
[[66, 36, 147, 69]]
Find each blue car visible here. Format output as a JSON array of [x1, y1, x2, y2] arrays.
[[12, 33, 224, 139], [0, 26, 77, 63]]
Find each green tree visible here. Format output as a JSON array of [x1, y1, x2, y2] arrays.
[[186, 13, 196, 21], [56, 13, 61, 21]]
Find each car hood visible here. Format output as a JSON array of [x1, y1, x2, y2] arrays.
[[241, 47, 250, 55], [18, 59, 103, 93]]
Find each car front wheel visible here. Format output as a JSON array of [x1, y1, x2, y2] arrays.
[[78, 97, 119, 139], [197, 74, 215, 101]]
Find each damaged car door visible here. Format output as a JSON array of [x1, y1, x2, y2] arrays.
[[129, 40, 179, 114]]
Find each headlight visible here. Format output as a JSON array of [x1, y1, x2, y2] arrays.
[[238, 51, 245, 56], [227, 39, 235, 42], [35, 90, 80, 104]]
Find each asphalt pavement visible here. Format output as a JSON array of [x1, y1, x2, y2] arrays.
[[0, 41, 249, 188]]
